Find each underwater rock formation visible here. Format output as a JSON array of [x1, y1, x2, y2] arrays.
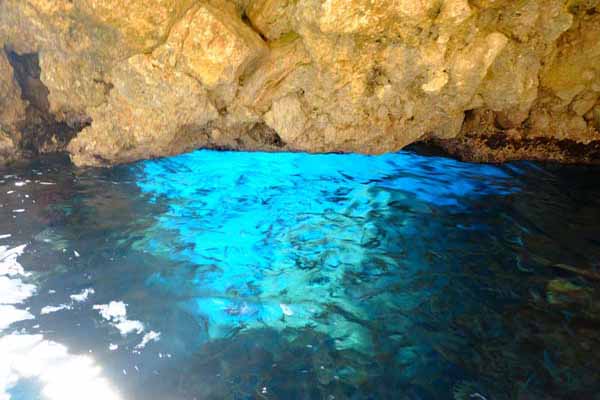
[[0, 0, 599, 166]]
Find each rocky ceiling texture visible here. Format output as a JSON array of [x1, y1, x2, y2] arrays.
[[0, 0, 599, 166]]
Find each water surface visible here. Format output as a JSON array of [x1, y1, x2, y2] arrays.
[[1, 149, 600, 399]]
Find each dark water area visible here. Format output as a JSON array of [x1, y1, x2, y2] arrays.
[[1, 149, 600, 400]]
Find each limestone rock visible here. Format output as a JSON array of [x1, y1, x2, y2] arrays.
[[76, 0, 197, 53], [0, 128, 18, 165], [155, 0, 269, 104], [450, 32, 509, 110], [68, 54, 219, 166], [238, 34, 312, 113], [0, 51, 26, 163], [39, 51, 109, 125], [0, 0, 598, 165], [0, 51, 26, 133], [264, 94, 307, 145], [167, 2, 268, 88], [246, 0, 294, 41]]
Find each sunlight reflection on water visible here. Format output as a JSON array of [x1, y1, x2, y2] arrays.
[[0, 244, 120, 400]]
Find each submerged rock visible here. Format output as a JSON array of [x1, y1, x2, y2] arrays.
[[0, 0, 599, 165]]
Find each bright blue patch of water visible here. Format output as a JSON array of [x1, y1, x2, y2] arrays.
[[134, 151, 517, 344]]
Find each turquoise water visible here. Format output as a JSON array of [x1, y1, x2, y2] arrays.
[[1, 149, 600, 399]]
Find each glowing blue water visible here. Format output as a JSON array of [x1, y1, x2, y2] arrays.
[[1, 149, 600, 400], [135, 151, 517, 348]]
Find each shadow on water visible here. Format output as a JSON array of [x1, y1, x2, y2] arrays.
[[1, 150, 600, 399]]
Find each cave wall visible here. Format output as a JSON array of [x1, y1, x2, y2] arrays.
[[0, 0, 598, 166]]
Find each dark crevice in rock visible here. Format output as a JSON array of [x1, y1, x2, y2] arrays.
[[6, 49, 50, 115], [3, 47, 90, 158], [241, 11, 268, 42], [215, 123, 286, 151], [248, 122, 286, 148]]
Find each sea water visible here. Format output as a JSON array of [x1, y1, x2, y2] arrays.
[[1, 149, 599, 399]]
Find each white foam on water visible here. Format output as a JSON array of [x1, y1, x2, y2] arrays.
[[13, 182, 26, 187], [39, 288, 94, 317], [0, 244, 34, 307], [0, 245, 29, 277], [11, 210, 24, 214], [40, 304, 72, 315], [0, 235, 11, 240], [70, 288, 94, 302], [114, 320, 144, 336], [93, 301, 127, 320], [135, 331, 161, 349], [93, 301, 145, 336]]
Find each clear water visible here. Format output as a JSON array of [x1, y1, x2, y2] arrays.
[[1, 149, 600, 400]]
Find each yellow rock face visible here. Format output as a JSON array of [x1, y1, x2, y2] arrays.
[[0, 52, 25, 163], [246, 0, 293, 40], [542, 14, 600, 103], [159, 1, 268, 89], [68, 54, 219, 166], [264, 94, 307, 144], [0, 52, 26, 133], [0, 0, 598, 165], [76, 0, 197, 52], [318, 0, 438, 36]]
